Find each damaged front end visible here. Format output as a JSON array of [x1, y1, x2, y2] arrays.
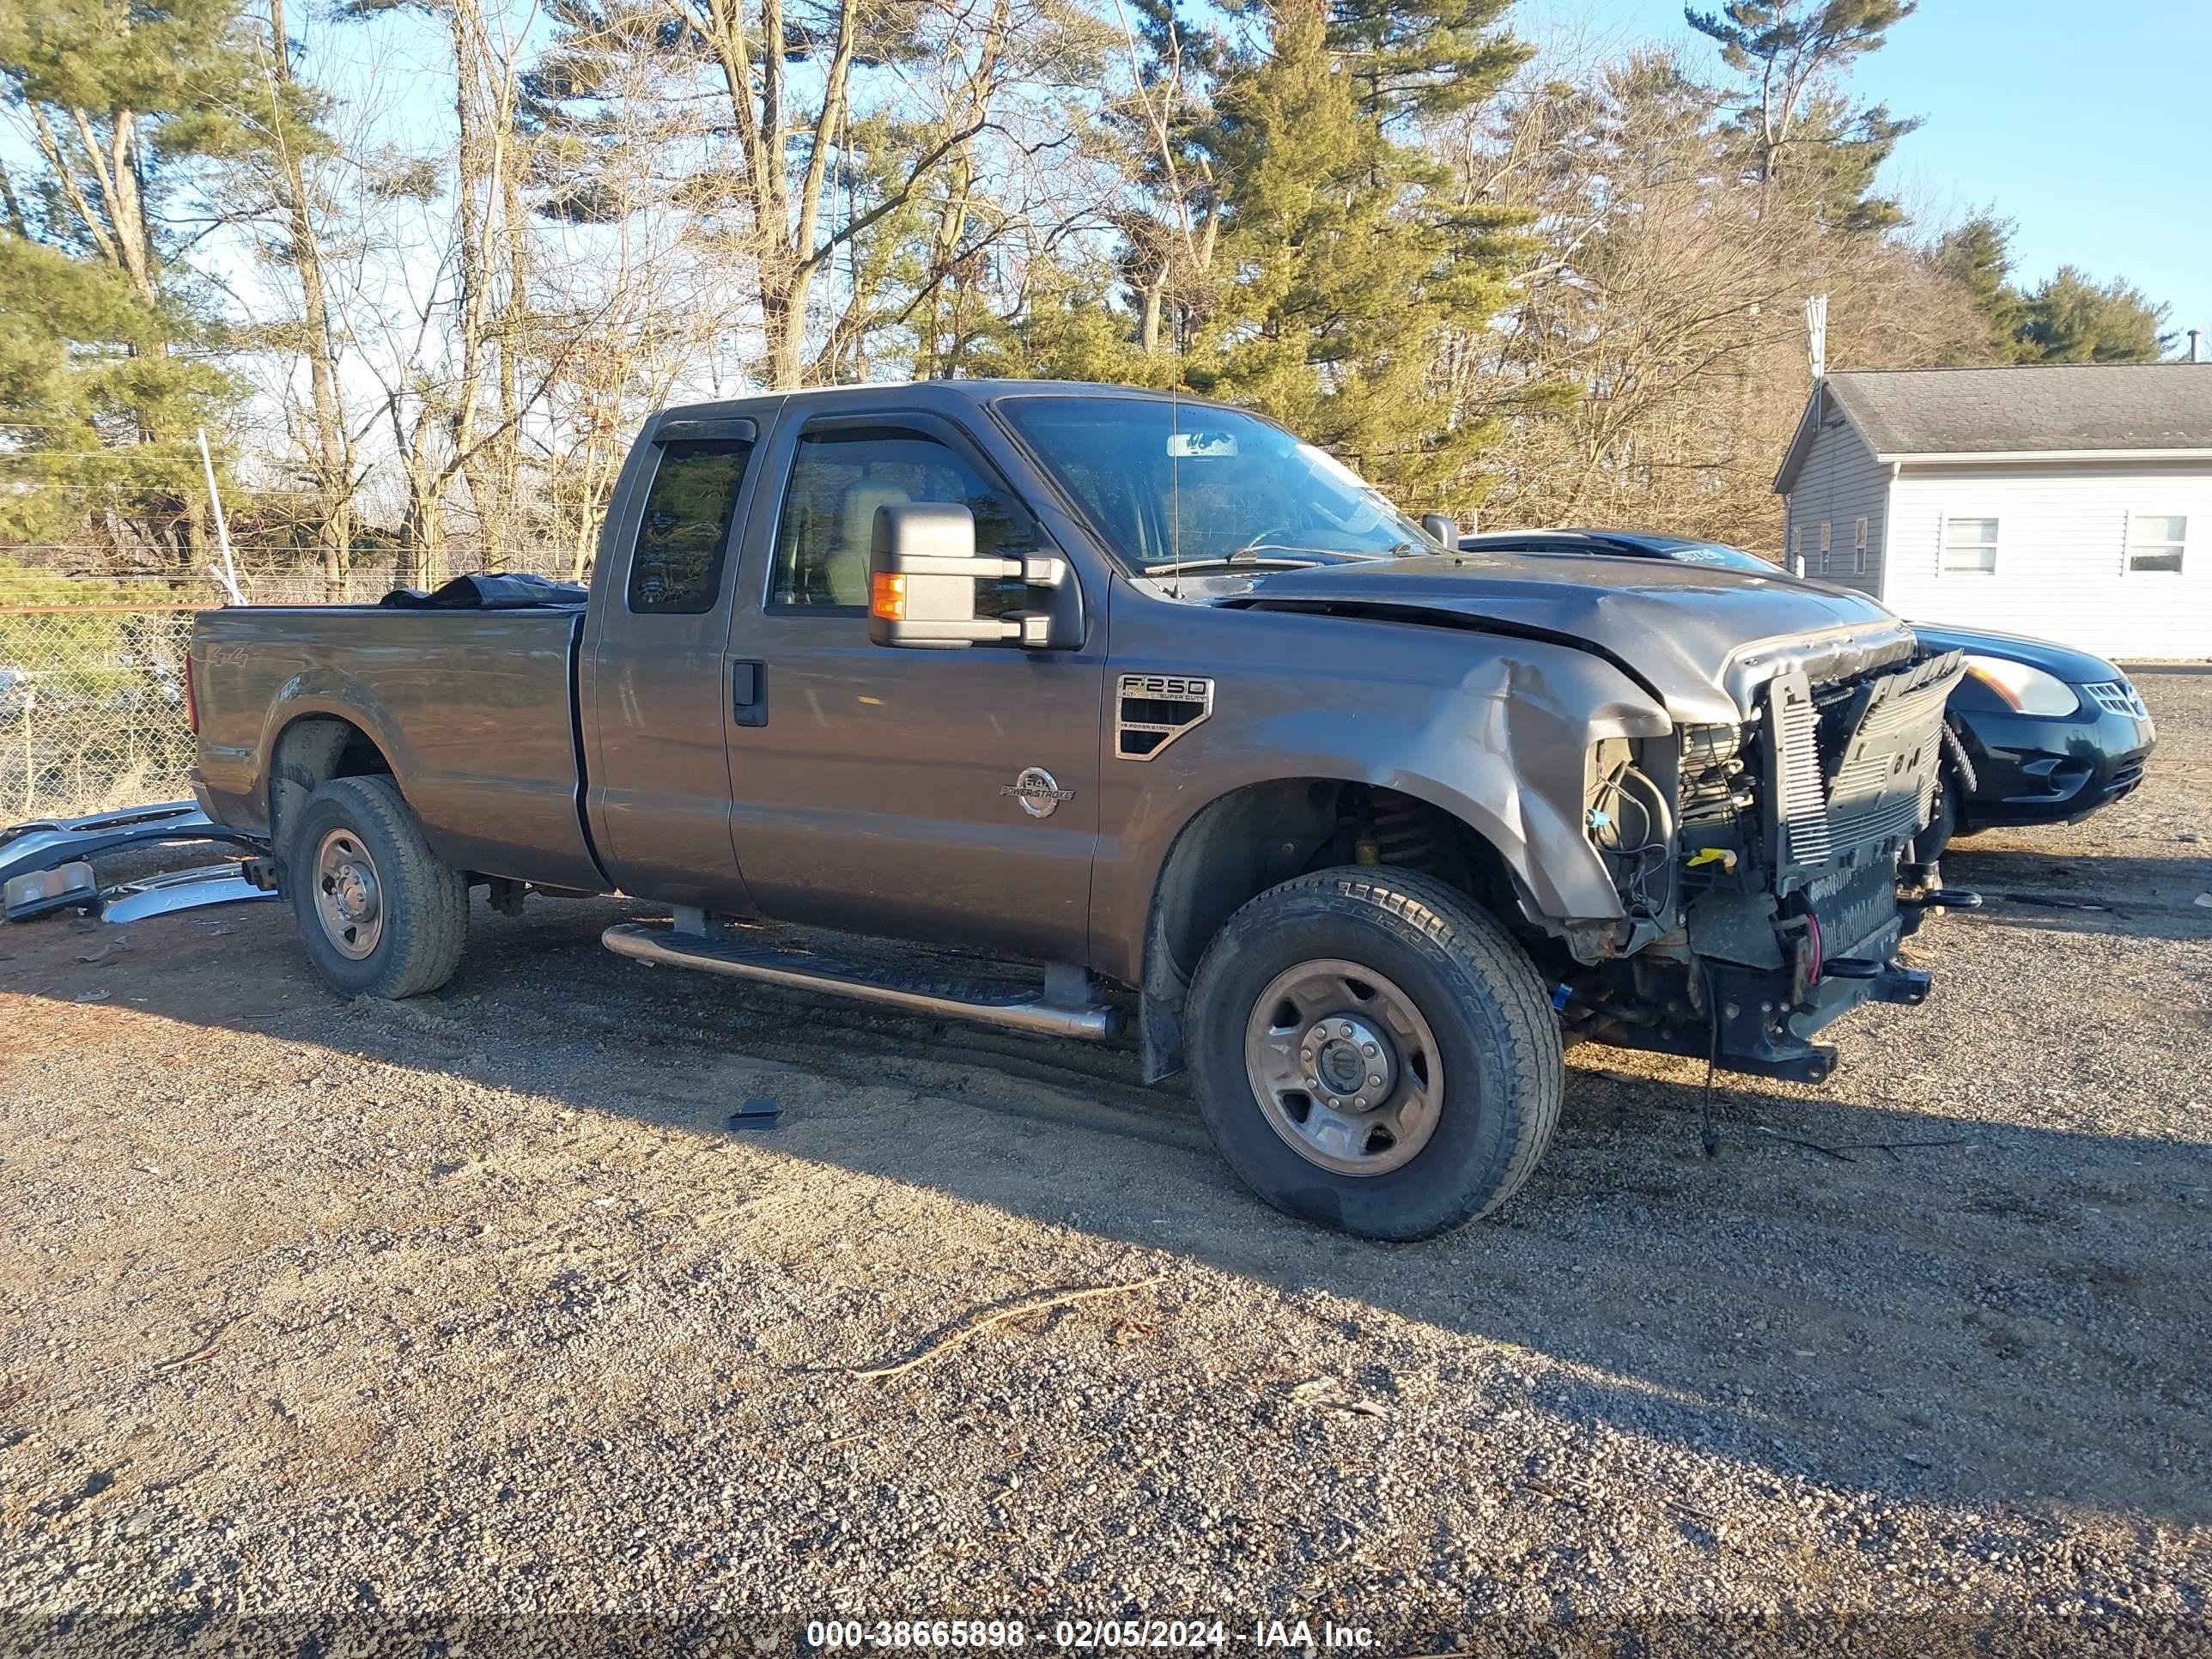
[[1563, 645, 1967, 1085]]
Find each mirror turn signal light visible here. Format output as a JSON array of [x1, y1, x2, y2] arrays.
[[870, 572, 907, 621]]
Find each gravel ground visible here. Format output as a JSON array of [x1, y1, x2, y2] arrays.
[[1, 677, 2208, 1657]]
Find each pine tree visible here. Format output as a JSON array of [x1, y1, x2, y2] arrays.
[[967, 265, 1182, 386], [1776, 92, 1917, 231], [991, 0, 1531, 446], [1934, 214, 2027, 362], [1686, 0, 1917, 221], [1187, 0, 1512, 507], [0, 230, 235, 554], [2018, 268, 2172, 363], [1928, 220, 2172, 366], [0, 0, 258, 570], [1324, 0, 1527, 125]]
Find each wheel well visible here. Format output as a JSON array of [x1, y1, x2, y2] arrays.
[[268, 715, 395, 866], [1136, 778, 1522, 1083]]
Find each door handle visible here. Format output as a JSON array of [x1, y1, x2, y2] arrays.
[[731, 659, 768, 727]]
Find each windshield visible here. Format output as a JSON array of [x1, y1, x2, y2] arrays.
[[998, 396, 1430, 568], [1661, 542, 1773, 574]]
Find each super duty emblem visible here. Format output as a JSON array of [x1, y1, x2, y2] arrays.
[[1115, 673, 1214, 761]]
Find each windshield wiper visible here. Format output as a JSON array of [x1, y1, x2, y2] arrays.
[[1146, 550, 1323, 580]]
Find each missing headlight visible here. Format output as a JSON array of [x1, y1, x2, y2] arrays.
[[1678, 722, 1742, 768], [1586, 739, 1674, 922], [1678, 722, 1750, 827]]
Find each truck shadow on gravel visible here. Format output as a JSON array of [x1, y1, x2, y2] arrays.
[[11, 896, 2211, 1532], [1939, 844, 2212, 941]]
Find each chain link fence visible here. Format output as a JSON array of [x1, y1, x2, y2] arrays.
[[0, 550, 563, 823], [1, 605, 200, 820]]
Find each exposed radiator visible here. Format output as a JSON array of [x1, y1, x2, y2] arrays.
[[1827, 656, 1960, 847], [1771, 680, 1832, 867], [1765, 651, 1964, 893]]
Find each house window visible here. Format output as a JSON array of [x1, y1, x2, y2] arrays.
[[1815, 521, 1830, 574], [1790, 524, 1805, 576], [1854, 518, 1869, 575], [1942, 517, 1998, 574], [2128, 514, 2185, 574]]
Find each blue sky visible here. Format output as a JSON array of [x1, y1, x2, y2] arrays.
[[1533, 0, 2212, 351]]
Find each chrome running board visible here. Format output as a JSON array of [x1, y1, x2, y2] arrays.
[[100, 862, 280, 925], [601, 921, 1124, 1042]]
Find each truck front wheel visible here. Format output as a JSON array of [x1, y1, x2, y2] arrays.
[[1908, 766, 1959, 866], [287, 775, 469, 1000], [1187, 867, 1563, 1240]]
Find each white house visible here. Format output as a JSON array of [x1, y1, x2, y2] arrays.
[[1772, 363, 2212, 660]]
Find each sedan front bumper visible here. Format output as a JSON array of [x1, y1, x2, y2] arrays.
[[1953, 694, 2154, 829]]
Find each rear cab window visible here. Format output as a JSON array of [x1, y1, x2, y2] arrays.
[[627, 438, 753, 614]]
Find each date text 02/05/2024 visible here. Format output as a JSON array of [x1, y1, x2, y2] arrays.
[[803, 1620, 1378, 1650]]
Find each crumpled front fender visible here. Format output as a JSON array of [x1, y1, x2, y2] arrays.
[[1096, 604, 1674, 988]]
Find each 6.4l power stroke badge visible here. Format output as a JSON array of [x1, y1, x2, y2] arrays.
[[1003, 767, 1076, 818]]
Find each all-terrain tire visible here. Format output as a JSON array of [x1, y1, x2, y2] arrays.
[[287, 775, 468, 1000], [1186, 866, 1563, 1241]]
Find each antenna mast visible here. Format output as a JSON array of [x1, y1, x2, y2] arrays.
[[1804, 293, 1829, 381]]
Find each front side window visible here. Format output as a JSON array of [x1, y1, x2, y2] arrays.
[[769, 427, 1032, 611], [1942, 517, 1998, 574], [2128, 514, 2185, 574], [998, 396, 1427, 569], [627, 439, 752, 614]]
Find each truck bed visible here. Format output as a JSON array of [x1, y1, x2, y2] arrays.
[[191, 605, 604, 892]]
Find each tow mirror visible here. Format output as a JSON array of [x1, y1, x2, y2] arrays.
[[1420, 513, 1459, 549], [866, 502, 1079, 650]]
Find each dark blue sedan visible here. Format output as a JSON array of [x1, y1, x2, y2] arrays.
[[1456, 528, 2156, 861], [1903, 622, 2153, 860]]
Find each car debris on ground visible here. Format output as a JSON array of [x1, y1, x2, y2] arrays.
[[0, 799, 270, 925]]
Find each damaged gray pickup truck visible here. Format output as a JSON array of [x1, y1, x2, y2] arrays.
[[190, 381, 1965, 1238]]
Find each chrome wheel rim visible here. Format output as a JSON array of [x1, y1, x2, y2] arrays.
[[1243, 957, 1443, 1177], [313, 828, 383, 960]]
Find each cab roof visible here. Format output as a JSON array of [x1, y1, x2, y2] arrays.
[[657, 379, 1232, 427]]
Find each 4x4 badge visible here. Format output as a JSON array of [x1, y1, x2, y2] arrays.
[[1003, 767, 1075, 819]]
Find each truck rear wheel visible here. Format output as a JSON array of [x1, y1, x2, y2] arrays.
[[287, 775, 468, 1000], [1186, 866, 1562, 1240]]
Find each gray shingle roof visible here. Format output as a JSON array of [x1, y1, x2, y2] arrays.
[[1824, 363, 2212, 456]]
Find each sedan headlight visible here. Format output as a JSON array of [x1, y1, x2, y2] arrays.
[[1962, 654, 2079, 717]]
